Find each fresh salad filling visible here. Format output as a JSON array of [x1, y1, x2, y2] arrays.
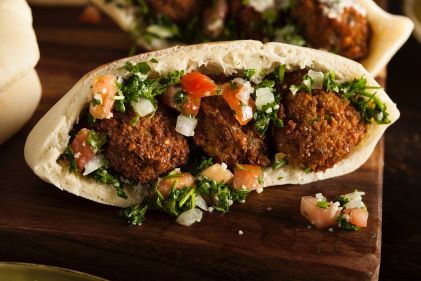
[[60, 59, 389, 226], [105, 0, 370, 60], [301, 190, 369, 231]]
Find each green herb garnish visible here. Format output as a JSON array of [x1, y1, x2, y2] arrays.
[[337, 214, 360, 231], [316, 201, 329, 209], [86, 130, 107, 151], [190, 157, 214, 176], [91, 167, 127, 199], [244, 69, 257, 80], [120, 204, 148, 226], [63, 146, 77, 173], [174, 91, 187, 104]]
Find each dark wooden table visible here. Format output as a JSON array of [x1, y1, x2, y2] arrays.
[[380, 3, 421, 281]]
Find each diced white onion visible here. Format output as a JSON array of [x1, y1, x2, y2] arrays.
[[342, 190, 366, 209], [255, 87, 275, 110], [176, 114, 197, 137], [195, 194, 208, 211], [308, 70, 324, 89], [146, 24, 175, 38], [232, 78, 254, 105], [241, 105, 253, 120], [200, 163, 234, 184], [248, 0, 275, 12], [131, 98, 155, 117], [176, 208, 203, 226], [315, 193, 326, 202], [83, 154, 107, 176]]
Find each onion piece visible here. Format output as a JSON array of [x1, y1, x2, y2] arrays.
[[146, 24, 175, 38], [131, 98, 155, 117], [176, 114, 197, 137], [195, 194, 208, 211], [307, 70, 324, 89], [255, 87, 275, 110], [83, 154, 107, 176], [176, 208, 203, 226], [232, 78, 254, 105]]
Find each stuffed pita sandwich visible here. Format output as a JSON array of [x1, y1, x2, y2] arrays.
[[89, 0, 413, 77], [24, 41, 398, 225]]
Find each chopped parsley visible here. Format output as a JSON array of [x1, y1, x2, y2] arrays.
[[120, 204, 148, 226], [118, 62, 185, 113], [86, 130, 107, 151], [275, 24, 306, 46], [153, 185, 196, 217], [244, 69, 257, 80], [274, 64, 286, 84], [91, 167, 127, 199], [316, 201, 329, 209], [196, 176, 249, 213], [91, 96, 102, 106], [337, 214, 360, 231], [253, 93, 283, 135], [337, 195, 350, 206], [189, 156, 214, 176], [63, 146, 77, 173], [272, 158, 287, 170], [174, 91, 187, 104], [229, 81, 238, 90]]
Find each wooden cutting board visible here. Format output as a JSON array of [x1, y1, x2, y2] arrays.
[[0, 5, 386, 281]]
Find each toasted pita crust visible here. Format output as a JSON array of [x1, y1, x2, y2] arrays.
[[0, 0, 40, 91], [0, 69, 41, 145], [24, 41, 399, 207], [90, 0, 413, 77]]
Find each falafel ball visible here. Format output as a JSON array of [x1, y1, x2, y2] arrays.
[[146, 0, 201, 23], [194, 96, 270, 168], [291, 0, 370, 60], [229, 0, 264, 40], [272, 90, 366, 172], [95, 108, 189, 184]]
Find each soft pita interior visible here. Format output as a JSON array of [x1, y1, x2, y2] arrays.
[[24, 41, 399, 207]]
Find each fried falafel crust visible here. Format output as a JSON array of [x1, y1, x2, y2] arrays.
[[194, 96, 270, 168], [95, 108, 189, 184], [291, 0, 370, 60], [273, 90, 366, 172]]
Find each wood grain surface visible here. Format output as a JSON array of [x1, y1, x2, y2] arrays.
[[0, 4, 388, 281]]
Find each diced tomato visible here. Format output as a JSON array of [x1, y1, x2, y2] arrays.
[[90, 74, 117, 119], [180, 95, 201, 116], [233, 164, 263, 191], [181, 72, 217, 98], [71, 128, 96, 171], [200, 163, 233, 184], [344, 208, 368, 228], [221, 83, 253, 126], [157, 172, 196, 198], [161, 85, 201, 116], [300, 196, 340, 229]]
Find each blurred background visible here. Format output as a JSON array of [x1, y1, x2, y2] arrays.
[[381, 2, 421, 280]]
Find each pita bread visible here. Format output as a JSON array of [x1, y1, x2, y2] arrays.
[[90, 0, 413, 77], [24, 41, 399, 207], [0, 69, 42, 145], [0, 0, 40, 91]]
